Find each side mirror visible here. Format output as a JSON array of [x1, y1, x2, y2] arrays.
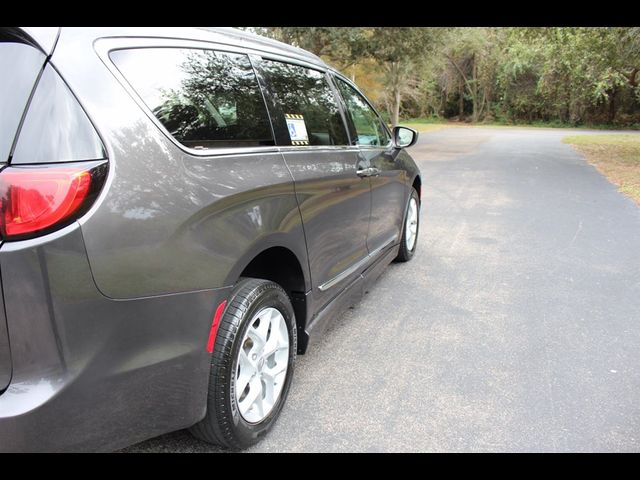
[[393, 126, 418, 149]]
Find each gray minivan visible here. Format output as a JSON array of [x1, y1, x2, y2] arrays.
[[0, 27, 421, 452]]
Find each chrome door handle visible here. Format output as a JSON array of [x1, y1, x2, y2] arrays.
[[357, 167, 381, 177]]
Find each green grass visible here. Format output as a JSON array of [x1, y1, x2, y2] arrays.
[[563, 134, 640, 205], [403, 117, 445, 124], [398, 117, 458, 133], [563, 134, 640, 147], [490, 119, 640, 130], [401, 122, 452, 133], [401, 117, 640, 131]]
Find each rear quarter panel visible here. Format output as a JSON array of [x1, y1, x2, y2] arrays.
[[0, 275, 9, 391], [0, 225, 230, 451], [51, 30, 310, 299]]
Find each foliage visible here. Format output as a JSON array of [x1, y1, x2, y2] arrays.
[[244, 27, 640, 127]]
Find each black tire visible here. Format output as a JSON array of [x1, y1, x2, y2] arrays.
[[189, 278, 297, 449], [395, 188, 420, 263]]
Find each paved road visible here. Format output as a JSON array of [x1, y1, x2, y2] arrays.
[[123, 127, 640, 452]]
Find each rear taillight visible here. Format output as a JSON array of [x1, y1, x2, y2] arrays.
[[0, 161, 107, 241]]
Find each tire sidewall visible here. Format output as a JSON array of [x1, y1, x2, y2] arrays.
[[225, 285, 296, 446]]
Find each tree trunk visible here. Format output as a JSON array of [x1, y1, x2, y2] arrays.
[[608, 88, 617, 124], [458, 83, 464, 118], [440, 87, 447, 118], [446, 54, 475, 122], [389, 62, 402, 128], [392, 89, 401, 128], [478, 89, 487, 119], [471, 53, 479, 123]]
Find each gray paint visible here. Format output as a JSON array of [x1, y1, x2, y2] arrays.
[[282, 148, 371, 309], [19, 27, 60, 55], [0, 276, 9, 392], [0, 27, 419, 451], [125, 127, 640, 453], [52, 29, 311, 299], [361, 147, 408, 252], [0, 225, 231, 452], [11, 63, 106, 164]]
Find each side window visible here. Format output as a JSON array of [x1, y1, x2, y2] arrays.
[[335, 78, 390, 147], [12, 64, 106, 164], [110, 48, 274, 149], [0, 39, 47, 163], [258, 60, 349, 147]]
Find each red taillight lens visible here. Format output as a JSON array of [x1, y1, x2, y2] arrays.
[[0, 162, 106, 240]]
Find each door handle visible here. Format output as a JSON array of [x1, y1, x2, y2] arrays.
[[357, 167, 381, 178]]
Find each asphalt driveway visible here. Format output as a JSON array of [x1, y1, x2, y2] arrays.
[[122, 127, 640, 452]]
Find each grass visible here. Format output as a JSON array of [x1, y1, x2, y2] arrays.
[[399, 117, 461, 133], [401, 122, 452, 133], [482, 119, 640, 130], [401, 117, 640, 132], [563, 134, 640, 205], [397, 119, 640, 204]]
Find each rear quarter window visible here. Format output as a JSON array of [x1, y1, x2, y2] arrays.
[[0, 40, 46, 163], [11, 64, 106, 164], [110, 48, 275, 150]]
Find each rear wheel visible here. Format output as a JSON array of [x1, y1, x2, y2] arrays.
[[395, 188, 420, 262], [189, 278, 296, 449]]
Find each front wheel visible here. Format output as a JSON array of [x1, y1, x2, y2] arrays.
[[395, 187, 420, 262], [189, 278, 297, 449]]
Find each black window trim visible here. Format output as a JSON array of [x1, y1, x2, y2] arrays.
[[324, 71, 356, 147], [251, 54, 353, 149], [0, 27, 47, 54], [97, 37, 345, 158], [1, 39, 48, 165], [108, 44, 277, 155], [10, 60, 108, 165], [325, 73, 358, 146], [330, 71, 394, 150]]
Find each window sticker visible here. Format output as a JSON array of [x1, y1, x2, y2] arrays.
[[285, 114, 309, 146]]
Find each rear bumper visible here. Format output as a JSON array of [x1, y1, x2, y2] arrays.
[[0, 224, 231, 452]]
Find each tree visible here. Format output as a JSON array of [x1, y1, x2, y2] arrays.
[[243, 27, 640, 127], [355, 28, 442, 127], [249, 27, 364, 68], [515, 27, 640, 124]]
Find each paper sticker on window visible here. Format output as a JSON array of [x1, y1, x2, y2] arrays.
[[285, 114, 309, 146]]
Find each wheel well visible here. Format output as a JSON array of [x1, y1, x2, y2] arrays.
[[239, 247, 308, 353], [412, 175, 422, 200]]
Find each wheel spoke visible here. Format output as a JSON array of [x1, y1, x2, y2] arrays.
[[263, 365, 287, 384], [238, 376, 263, 416], [246, 327, 265, 351], [235, 306, 290, 423], [262, 313, 287, 358], [406, 198, 418, 251], [262, 324, 279, 357], [262, 374, 275, 406], [236, 349, 257, 394], [253, 309, 273, 345], [239, 347, 256, 371]]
